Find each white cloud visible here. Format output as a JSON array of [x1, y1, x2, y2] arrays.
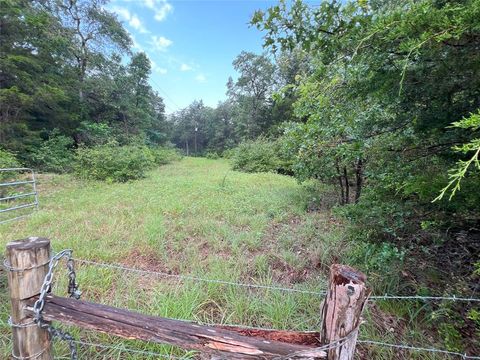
[[150, 59, 168, 74], [113, 6, 131, 20], [195, 73, 207, 83], [112, 6, 149, 33], [180, 63, 192, 71], [151, 35, 173, 51], [143, 0, 173, 22], [129, 15, 148, 33]]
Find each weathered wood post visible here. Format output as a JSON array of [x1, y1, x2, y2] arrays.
[[320, 264, 369, 360], [6, 237, 53, 360]]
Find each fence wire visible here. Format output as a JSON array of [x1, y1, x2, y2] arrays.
[[74, 258, 327, 296], [4, 254, 480, 359], [358, 340, 480, 359], [74, 258, 480, 302]]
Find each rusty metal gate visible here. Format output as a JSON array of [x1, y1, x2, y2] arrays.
[[0, 168, 39, 225]]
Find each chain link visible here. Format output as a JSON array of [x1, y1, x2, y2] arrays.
[[31, 249, 81, 360], [48, 326, 78, 359]]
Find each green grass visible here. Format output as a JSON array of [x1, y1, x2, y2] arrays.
[[0, 158, 458, 359]]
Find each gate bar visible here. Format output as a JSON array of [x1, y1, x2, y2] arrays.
[[0, 180, 35, 187], [0, 192, 37, 202], [0, 203, 37, 214]]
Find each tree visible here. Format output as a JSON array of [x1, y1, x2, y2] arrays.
[[49, 0, 131, 100], [227, 52, 276, 139], [0, 0, 167, 168], [0, 0, 75, 157], [252, 0, 480, 240]]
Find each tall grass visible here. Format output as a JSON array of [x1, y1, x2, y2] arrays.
[[0, 158, 453, 359]]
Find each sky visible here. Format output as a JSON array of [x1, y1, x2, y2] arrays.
[[108, 0, 278, 114]]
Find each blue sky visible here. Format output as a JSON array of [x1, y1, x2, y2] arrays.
[[109, 0, 278, 113]]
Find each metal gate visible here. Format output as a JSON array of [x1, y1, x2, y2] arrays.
[[0, 168, 39, 225]]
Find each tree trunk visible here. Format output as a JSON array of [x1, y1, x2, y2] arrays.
[[343, 166, 350, 204], [335, 161, 345, 205], [355, 158, 363, 203]]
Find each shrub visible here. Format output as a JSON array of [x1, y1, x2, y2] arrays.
[[0, 149, 22, 182], [205, 151, 220, 159], [232, 138, 278, 173], [150, 147, 182, 165], [74, 144, 155, 182], [222, 148, 236, 159], [231, 137, 294, 174], [30, 130, 74, 173], [0, 148, 21, 169], [77, 121, 112, 146]]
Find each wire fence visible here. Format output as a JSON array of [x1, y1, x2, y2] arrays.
[[75, 258, 480, 303], [3, 254, 480, 359], [70, 257, 480, 359]]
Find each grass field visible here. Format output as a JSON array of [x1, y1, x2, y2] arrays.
[[0, 158, 454, 359]]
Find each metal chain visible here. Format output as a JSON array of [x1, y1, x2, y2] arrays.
[[48, 326, 78, 359], [67, 258, 82, 300], [32, 249, 81, 360]]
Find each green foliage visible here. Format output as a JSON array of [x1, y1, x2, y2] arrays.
[[29, 130, 74, 173], [74, 143, 155, 183], [149, 147, 182, 165], [231, 138, 293, 174], [204, 152, 220, 159], [0, 149, 22, 183], [0, 1, 168, 166], [0, 148, 21, 169], [252, 0, 480, 242], [77, 122, 113, 146], [435, 111, 480, 201]]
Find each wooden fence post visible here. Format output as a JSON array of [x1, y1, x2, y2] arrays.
[[6, 237, 53, 360], [320, 264, 369, 360]]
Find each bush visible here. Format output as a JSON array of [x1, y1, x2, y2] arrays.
[[74, 144, 155, 182], [0, 148, 21, 169], [205, 151, 220, 159], [30, 130, 74, 173], [222, 148, 236, 159], [0, 149, 22, 182], [150, 147, 182, 165], [232, 138, 278, 173], [231, 137, 294, 174]]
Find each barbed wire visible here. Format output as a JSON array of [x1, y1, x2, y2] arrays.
[[74, 258, 480, 302], [4, 313, 480, 359], [358, 340, 480, 359], [74, 258, 327, 296], [369, 294, 480, 302]]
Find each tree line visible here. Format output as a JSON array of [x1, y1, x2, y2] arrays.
[[1, 0, 170, 169], [2, 0, 479, 249], [170, 0, 480, 249]]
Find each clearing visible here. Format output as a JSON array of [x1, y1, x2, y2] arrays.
[[0, 158, 444, 359]]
